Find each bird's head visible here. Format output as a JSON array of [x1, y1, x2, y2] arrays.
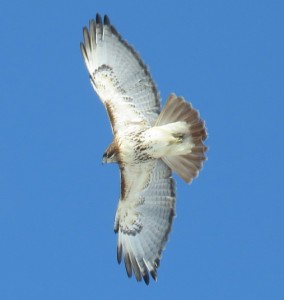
[[102, 143, 118, 164]]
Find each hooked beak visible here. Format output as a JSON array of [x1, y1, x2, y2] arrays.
[[101, 153, 118, 164], [102, 153, 107, 164]]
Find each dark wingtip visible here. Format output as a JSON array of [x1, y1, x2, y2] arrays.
[[154, 258, 160, 268], [150, 269, 157, 281], [142, 272, 150, 285], [96, 13, 102, 25], [117, 244, 122, 264], [124, 253, 132, 278], [79, 42, 86, 57], [104, 15, 110, 25]]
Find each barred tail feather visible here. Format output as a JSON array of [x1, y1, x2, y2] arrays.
[[157, 93, 207, 183]]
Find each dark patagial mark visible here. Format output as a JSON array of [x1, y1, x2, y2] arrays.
[[105, 101, 116, 132], [120, 167, 127, 200]]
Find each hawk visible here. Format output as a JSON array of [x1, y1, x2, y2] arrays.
[[80, 14, 207, 284]]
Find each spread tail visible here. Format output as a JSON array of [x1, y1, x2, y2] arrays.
[[156, 93, 207, 183]]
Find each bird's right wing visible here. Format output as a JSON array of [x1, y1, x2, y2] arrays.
[[114, 159, 176, 284]]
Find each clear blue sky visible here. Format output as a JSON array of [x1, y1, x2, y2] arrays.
[[1, 0, 283, 299]]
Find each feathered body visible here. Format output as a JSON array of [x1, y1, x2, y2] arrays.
[[80, 14, 207, 284]]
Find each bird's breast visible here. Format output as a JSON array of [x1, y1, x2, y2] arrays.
[[116, 127, 154, 164]]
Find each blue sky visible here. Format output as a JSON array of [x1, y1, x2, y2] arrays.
[[1, 0, 283, 299]]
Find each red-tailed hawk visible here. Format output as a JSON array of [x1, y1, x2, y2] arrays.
[[80, 14, 207, 284]]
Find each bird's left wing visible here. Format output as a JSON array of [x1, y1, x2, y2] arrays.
[[114, 159, 176, 284], [80, 14, 161, 134]]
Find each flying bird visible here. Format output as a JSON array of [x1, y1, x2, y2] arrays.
[[80, 14, 207, 284]]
